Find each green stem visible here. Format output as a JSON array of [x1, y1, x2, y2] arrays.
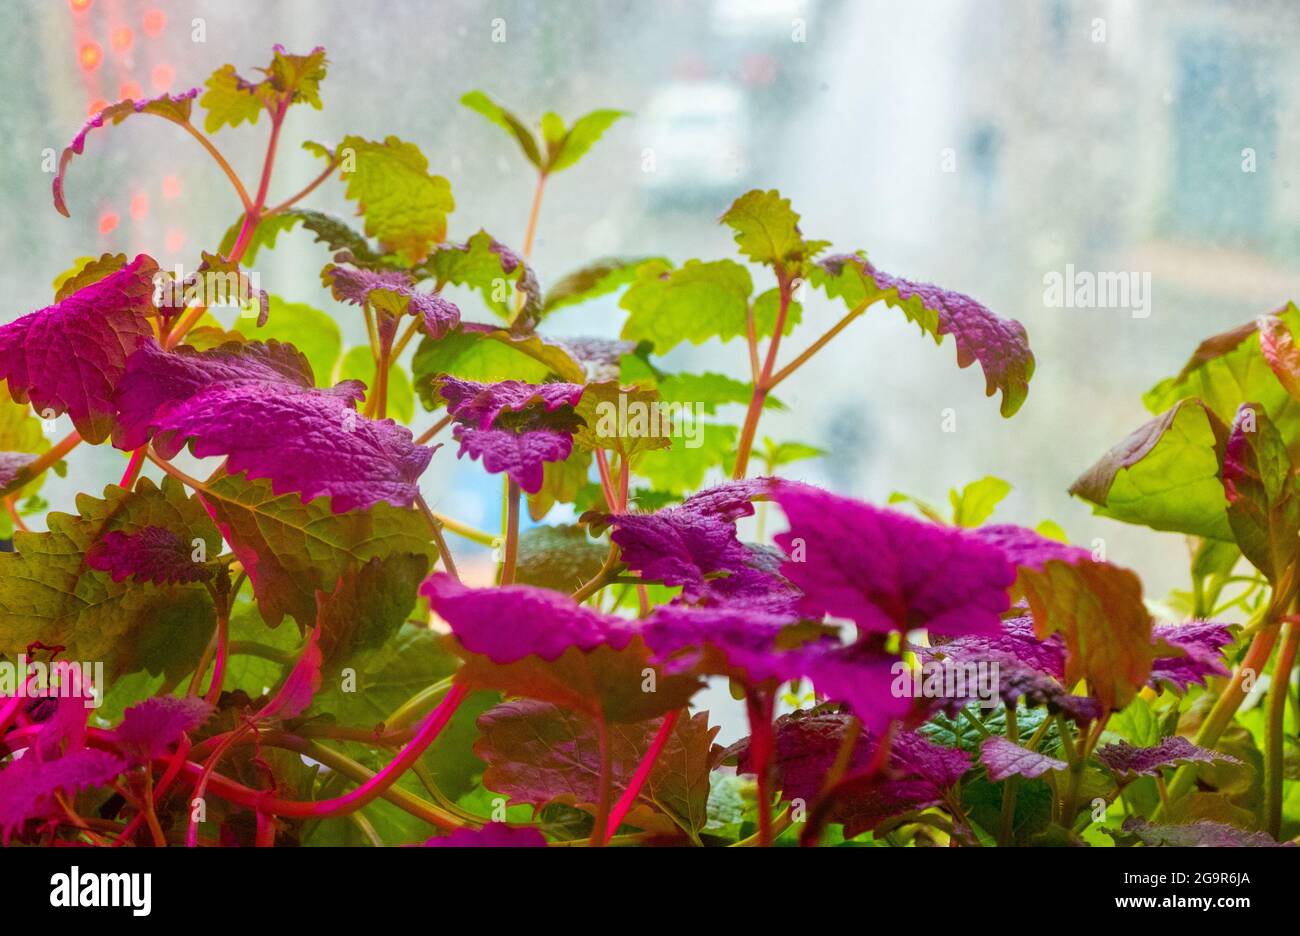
[[998, 705, 1019, 846], [1266, 622, 1299, 838], [499, 479, 521, 585]]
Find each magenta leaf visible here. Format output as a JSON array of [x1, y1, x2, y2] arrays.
[[324, 264, 462, 340], [424, 823, 547, 847], [53, 90, 199, 217], [771, 481, 1014, 638], [814, 254, 1034, 416], [454, 426, 575, 496], [980, 736, 1066, 781], [439, 378, 584, 429], [1095, 736, 1240, 778], [641, 603, 822, 685], [421, 573, 637, 663], [801, 642, 921, 734], [735, 710, 969, 837], [113, 340, 432, 512], [0, 749, 126, 843], [114, 696, 213, 761], [438, 378, 585, 494], [85, 527, 212, 585], [0, 256, 160, 443], [1149, 622, 1233, 691]]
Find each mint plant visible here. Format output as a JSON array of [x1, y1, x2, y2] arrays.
[[0, 46, 1289, 848]]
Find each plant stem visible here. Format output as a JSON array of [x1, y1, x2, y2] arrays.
[[997, 705, 1019, 846], [1265, 622, 1298, 838], [14, 430, 81, 488], [415, 494, 462, 581], [415, 414, 452, 446], [520, 172, 547, 259], [202, 683, 469, 822], [118, 446, 147, 489], [594, 449, 619, 512], [572, 542, 622, 603], [383, 676, 455, 733], [141, 767, 166, 847], [767, 299, 870, 389], [732, 270, 792, 479], [590, 718, 614, 846], [604, 709, 680, 843], [744, 691, 776, 846], [263, 157, 338, 216], [203, 611, 230, 706], [178, 122, 253, 211], [499, 479, 521, 585], [391, 316, 423, 361]]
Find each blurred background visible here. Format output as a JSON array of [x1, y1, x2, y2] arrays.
[[3, 0, 1299, 608]]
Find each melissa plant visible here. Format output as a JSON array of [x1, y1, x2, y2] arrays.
[[0, 46, 1286, 848]]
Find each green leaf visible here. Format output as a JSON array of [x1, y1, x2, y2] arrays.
[[460, 90, 542, 168], [886, 491, 947, 525], [0, 477, 219, 678], [949, 476, 1011, 528], [201, 64, 267, 132], [201, 472, 434, 628], [760, 437, 825, 470], [199, 47, 327, 134], [1220, 403, 1300, 581], [515, 525, 608, 592], [572, 381, 672, 458], [542, 257, 664, 316], [546, 109, 627, 173], [1144, 305, 1300, 455], [330, 135, 454, 264], [1070, 399, 1233, 541], [413, 332, 548, 399], [634, 423, 739, 494], [657, 371, 781, 414], [261, 296, 342, 386], [52, 254, 128, 302], [619, 259, 753, 353], [421, 230, 538, 323], [314, 554, 430, 673], [337, 346, 414, 423], [720, 189, 827, 267], [219, 208, 390, 268]]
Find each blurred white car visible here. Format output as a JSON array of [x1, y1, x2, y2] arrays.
[[640, 82, 750, 198]]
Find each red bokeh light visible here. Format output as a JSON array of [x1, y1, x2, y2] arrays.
[[68, 0, 93, 12], [165, 228, 186, 252], [87, 98, 107, 116], [99, 211, 119, 234], [150, 64, 174, 92], [142, 9, 166, 37], [111, 26, 134, 52], [78, 42, 102, 71], [161, 175, 182, 199], [119, 81, 143, 100], [130, 192, 149, 220]]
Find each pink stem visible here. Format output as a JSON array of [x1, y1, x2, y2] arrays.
[[183, 683, 470, 822], [119, 447, 147, 489], [203, 614, 230, 707], [604, 708, 680, 843]]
